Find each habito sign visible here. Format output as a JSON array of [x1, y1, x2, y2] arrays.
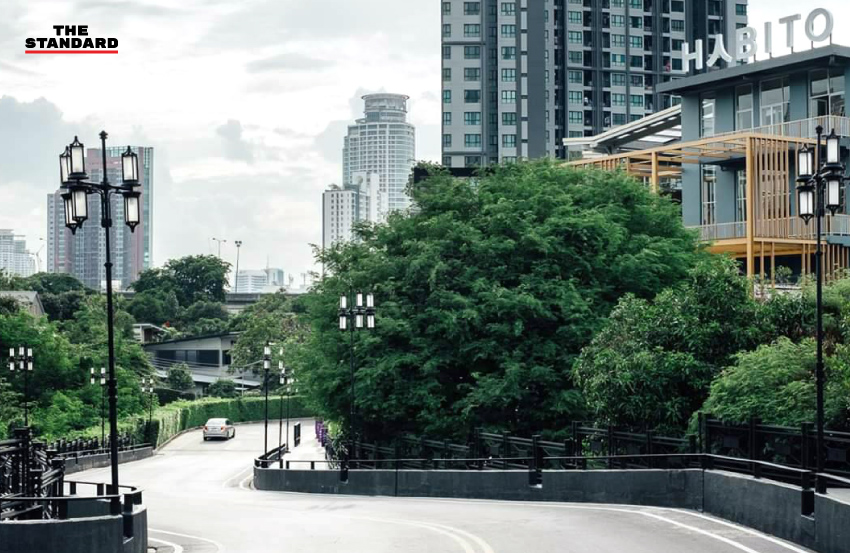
[[682, 8, 834, 71]]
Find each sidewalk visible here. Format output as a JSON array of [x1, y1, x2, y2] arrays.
[[280, 418, 329, 470]]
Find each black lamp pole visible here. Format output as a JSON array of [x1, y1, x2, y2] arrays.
[[8, 346, 33, 426], [91, 368, 106, 446], [278, 363, 285, 458], [59, 132, 142, 494], [262, 343, 271, 455], [795, 125, 845, 493], [142, 377, 154, 444], [338, 291, 376, 467]]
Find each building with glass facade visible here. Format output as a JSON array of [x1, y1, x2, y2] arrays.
[[570, 45, 850, 282], [0, 230, 35, 278], [441, 0, 746, 168]]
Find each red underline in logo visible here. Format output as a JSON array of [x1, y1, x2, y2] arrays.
[[25, 50, 119, 54]]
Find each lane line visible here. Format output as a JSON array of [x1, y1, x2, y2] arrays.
[[150, 528, 226, 553], [419, 521, 495, 553], [148, 536, 184, 553], [355, 515, 477, 553]]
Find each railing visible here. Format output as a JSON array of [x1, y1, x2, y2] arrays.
[[690, 214, 850, 242], [254, 444, 288, 469], [690, 222, 746, 241], [716, 115, 850, 140], [0, 428, 64, 519], [51, 438, 145, 460]]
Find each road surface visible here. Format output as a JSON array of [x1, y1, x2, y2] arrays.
[[74, 420, 814, 553]]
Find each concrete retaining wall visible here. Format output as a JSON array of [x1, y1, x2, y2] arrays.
[[0, 507, 147, 553], [63, 447, 154, 475], [254, 466, 850, 553]]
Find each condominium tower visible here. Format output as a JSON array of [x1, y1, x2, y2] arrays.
[[440, 0, 747, 168], [47, 146, 153, 290], [0, 230, 35, 278]]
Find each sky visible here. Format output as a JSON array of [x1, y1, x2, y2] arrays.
[[0, 0, 847, 283]]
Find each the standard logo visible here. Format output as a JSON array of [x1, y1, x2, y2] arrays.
[[25, 25, 118, 54]]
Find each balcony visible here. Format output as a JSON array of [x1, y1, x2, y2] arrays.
[[716, 116, 850, 141], [691, 214, 850, 242]]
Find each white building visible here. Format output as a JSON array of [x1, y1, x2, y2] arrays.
[[0, 230, 35, 278], [265, 267, 285, 287], [235, 270, 269, 293], [322, 185, 357, 249], [343, 93, 416, 213]]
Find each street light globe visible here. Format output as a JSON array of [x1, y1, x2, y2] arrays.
[[121, 146, 139, 185], [123, 190, 141, 232], [69, 136, 87, 178]]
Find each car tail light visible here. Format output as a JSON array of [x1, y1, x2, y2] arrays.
[[203, 426, 208, 431], [220, 426, 225, 431]]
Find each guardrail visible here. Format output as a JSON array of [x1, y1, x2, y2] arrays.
[[53, 442, 151, 461]]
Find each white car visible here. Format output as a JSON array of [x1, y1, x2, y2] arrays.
[[203, 418, 236, 441]]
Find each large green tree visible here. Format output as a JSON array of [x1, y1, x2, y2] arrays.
[[132, 255, 230, 307], [294, 161, 703, 441], [230, 292, 306, 373]]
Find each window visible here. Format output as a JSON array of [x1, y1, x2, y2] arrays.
[[810, 69, 846, 118], [464, 1, 480, 15], [502, 112, 517, 125], [671, 0, 684, 12], [612, 15, 625, 27], [464, 112, 481, 125], [629, 0, 643, 8], [443, 112, 452, 125], [569, 51, 583, 64], [502, 47, 517, 60], [613, 113, 626, 125], [701, 94, 715, 137], [612, 93, 626, 106], [735, 170, 747, 223], [735, 3, 746, 16], [501, 90, 517, 103], [443, 90, 452, 104], [568, 70, 583, 84], [735, 85, 753, 130], [611, 0, 624, 6], [464, 89, 481, 103], [464, 68, 481, 81], [502, 134, 517, 147], [569, 31, 582, 44], [464, 46, 481, 59], [760, 77, 790, 125], [569, 111, 583, 124], [611, 34, 625, 47], [502, 24, 517, 38], [501, 2, 516, 15], [630, 74, 644, 87], [465, 155, 481, 166], [443, 46, 452, 59], [442, 134, 452, 147], [671, 19, 684, 32], [701, 165, 717, 226], [611, 54, 625, 67], [630, 55, 642, 68], [443, 68, 451, 82], [630, 94, 644, 107], [443, 24, 451, 38], [443, 155, 452, 167], [442, 2, 451, 15], [464, 24, 481, 38], [501, 68, 517, 82], [464, 134, 482, 147], [629, 36, 643, 48], [630, 17, 642, 29], [503, 156, 517, 163], [568, 11, 582, 24], [612, 73, 626, 86], [569, 91, 583, 104]]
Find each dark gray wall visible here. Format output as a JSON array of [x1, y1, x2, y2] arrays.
[[255, 466, 850, 553], [0, 508, 147, 553], [525, 2, 546, 159], [63, 447, 153, 475]]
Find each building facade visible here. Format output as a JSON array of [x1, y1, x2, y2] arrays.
[[441, 0, 747, 168], [569, 45, 850, 282], [0, 230, 35, 278], [47, 146, 153, 290], [321, 172, 384, 249], [235, 270, 269, 293], [343, 94, 416, 213]]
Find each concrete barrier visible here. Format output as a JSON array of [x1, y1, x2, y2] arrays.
[[253, 465, 850, 553], [0, 507, 147, 553], [63, 447, 154, 475]]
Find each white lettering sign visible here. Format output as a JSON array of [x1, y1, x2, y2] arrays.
[[681, 8, 834, 71]]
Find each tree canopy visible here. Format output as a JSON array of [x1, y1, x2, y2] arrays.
[[293, 161, 704, 440]]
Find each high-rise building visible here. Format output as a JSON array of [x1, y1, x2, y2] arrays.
[[265, 267, 285, 287], [47, 146, 153, 290], [0, 230, 35, 278], [235, 270, 269, 293], [440, 0, 747, 168], [343, 94, 416, 212], [322, 172, 384, 249]]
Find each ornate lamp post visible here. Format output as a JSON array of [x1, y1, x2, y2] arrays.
[[795, 126, 845, 492], [338, 292, 376, 466], [90, 367, 106, 446], [8, 346, 34, 426], [59, 132, 141, 493]]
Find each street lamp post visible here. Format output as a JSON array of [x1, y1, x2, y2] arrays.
[[59, 132, 142, 494], [795, 126, 846, 493], [278, 363, 285, 460], [262, 343, 272, 454], [90, 367, 106, 446], [338, 292, 376, 467], [211, 237, 227, 259], [234, 240, 243, 293], [8, 346, 34, 426], [141, 377, 155, 444]]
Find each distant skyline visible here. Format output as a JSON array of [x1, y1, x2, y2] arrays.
[[1, 1, 848, 279]]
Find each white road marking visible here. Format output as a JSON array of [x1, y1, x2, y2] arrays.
[[150, 528, 226, 553], [148, 536, 184, 553], [356, 516, 477, 553], [416, 520, 495, 553]]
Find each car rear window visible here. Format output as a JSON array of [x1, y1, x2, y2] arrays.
[[206, 419, 226, 425]]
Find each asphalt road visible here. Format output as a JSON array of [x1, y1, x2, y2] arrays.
[[74, 420, 815, 553]]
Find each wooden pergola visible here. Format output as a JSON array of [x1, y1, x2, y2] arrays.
[[568, 132, 850, 283]]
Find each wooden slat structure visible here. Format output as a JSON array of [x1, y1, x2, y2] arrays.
[[568, 131, 850, 283]]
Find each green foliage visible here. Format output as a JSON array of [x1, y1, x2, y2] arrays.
[[230, 292, 306, 371], [127, 289, 180, 326], [574, 256, 812, 432], [207, 379, 238, 398], [294, 160, 702, 440], [0, 272, 93, 321], [702, 338, 850, 428], [133, 255, 230, 307], [166, 363, 195, 392], [0, 377, 21, 439]]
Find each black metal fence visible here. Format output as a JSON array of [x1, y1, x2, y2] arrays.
[[0, 428, 65, 520], [46, 434, 137, 459]]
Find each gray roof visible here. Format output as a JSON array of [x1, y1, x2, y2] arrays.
[[0, 291, 44, 315], [657, 45, 850, 95]]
